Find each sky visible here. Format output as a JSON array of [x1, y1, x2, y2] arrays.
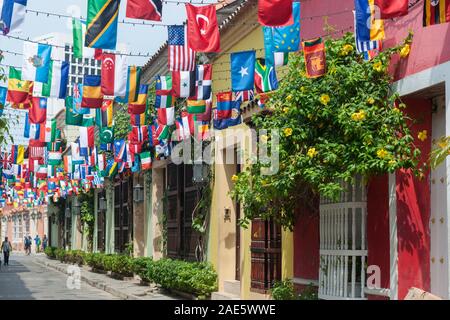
[[0, 0, 217, 68]]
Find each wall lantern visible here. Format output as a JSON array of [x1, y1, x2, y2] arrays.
[[99, 196, 107, 212], [65, 207, 71, 218], [73, 197, 81, 215], [133, 183, 144, 203]]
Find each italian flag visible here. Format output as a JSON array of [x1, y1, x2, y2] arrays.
[[140, 151, 152, 171]]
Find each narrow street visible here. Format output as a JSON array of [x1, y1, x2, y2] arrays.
[[0, 253, 117, 300]]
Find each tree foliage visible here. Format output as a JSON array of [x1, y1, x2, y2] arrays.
[[231, 33, 420, 229], [0, 54, 13, 147]]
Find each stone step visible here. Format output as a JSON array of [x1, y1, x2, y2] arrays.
[[223, 280, 241, 296], [211, 291, 240, 300]]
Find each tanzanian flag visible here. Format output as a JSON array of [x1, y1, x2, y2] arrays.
[[424, 0, 450, 26], [85, 0, 120, 50]]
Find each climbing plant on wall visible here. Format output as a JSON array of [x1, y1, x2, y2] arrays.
[[231, 32, 420, 230]]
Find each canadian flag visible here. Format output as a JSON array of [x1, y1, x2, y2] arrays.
[[101, 53, 128, 97]]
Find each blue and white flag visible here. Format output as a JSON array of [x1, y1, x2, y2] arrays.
[[21, 42, 52, 83], [24, 112, 41, 139], [231, 50, 255, 92], [0, 0, 27, 35], [33, 61, 69, 99]]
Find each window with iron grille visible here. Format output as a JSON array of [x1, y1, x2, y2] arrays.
[[319, 176, 368, 300]]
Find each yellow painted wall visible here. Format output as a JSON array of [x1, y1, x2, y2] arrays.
[[208, 3, 296, 299]]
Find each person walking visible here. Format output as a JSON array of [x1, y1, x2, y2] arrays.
[[34, 235, 41, 253], [24, 236, 30, 255], [1, 237, 12, 266], [42, 235, 48, 251], [27, 236, 32, 255]]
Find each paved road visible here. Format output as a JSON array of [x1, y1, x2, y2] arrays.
[[0, 253, 118, 300]]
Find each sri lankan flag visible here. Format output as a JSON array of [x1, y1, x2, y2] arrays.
[[424, 0, 450, 26], [7, 67, 32, 104], [85, 0, 120, 50]]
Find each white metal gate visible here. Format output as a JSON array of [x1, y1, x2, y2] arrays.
[[319, 176, 368, 300]]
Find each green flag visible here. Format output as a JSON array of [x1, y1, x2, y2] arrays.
[[81, 115, 96, 127], [65, 96, 83, 126], [99, 127, 114, 144], [72, 18, 95, 59]]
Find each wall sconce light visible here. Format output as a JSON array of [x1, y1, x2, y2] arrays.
[[73, 197, 81, 215], [224, 207, 231, 222], [99, 196, 106, 212], [133, 183, 144, 203]]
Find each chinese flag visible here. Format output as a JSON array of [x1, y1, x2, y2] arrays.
[[258, 0, 293, 26], [375, 0, 408, 19], [186, 4, 220, 52]]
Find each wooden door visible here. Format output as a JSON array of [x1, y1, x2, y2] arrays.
[[165, 163, 200, 261], [250, 218, 281, 293], [114, 177, 132, 253]]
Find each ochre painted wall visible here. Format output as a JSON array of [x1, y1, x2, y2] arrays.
[[395, 97, 432, 299]]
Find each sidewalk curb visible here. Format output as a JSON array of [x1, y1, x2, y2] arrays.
[[34, 258, 141, 300]]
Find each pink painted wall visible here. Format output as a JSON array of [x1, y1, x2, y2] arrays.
[[395, 97, 432, 299], [300, 1, 450, 81], [293, 202, 319, 281], [367, 175, 390, 300]]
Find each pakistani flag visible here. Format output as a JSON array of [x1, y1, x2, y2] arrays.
[[100, 127, 114, 144], [72, 18, 96, 59], [33, 61, 69, 99]]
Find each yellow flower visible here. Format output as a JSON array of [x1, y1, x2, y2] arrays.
[[438, 140, 448, 149], [351, 110, 366, 121], [307, 147, 318, 158], [320, 94, 330, 105], [367, 97, 375, 105], [393, 107, 401, 113], [418, 130, 427, 142], [300, 86, 306, 93], [373, 61, 383, 72], [377, 148, 389, 159], [260, 135, 268, 143], [340, 44, 354, 56], [389, 160, 397, 166], [283, 107, 290, 113], [284, 128, 293, 137], [399, 44, 410, 58], [287, 95, 293, 100], [398, 103, 407, 109], [231, 175, 239, 182]]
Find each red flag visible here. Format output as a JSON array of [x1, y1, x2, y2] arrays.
[[186, 4, 220, 52], [126, 0, 162, 21], [375, 0, 408, 19], [101, 53, 127, 96], [29, 97, 47, 124], [94, 49, 103, 60], [258, 0, 293, 26]]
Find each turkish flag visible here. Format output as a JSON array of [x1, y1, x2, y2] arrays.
[[186, 4, 220, 52], [375, 0, 408, 19], [258, 0, 293, 26]]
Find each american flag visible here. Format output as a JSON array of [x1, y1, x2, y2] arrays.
[[168, 25, 196, 71]]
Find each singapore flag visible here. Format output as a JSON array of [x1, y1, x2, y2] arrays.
[[101, 53, 128, 97]]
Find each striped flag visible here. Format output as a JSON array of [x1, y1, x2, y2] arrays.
[[157, 107, 175, 125], [43, 119, 57, 142], [140, 151, 152, 170], [33, 60, 69, 99], [131, 126, 148, 143], [168, 25, 196, 71]]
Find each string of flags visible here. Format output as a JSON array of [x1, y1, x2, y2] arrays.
[[0, 0, 437, 207]]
